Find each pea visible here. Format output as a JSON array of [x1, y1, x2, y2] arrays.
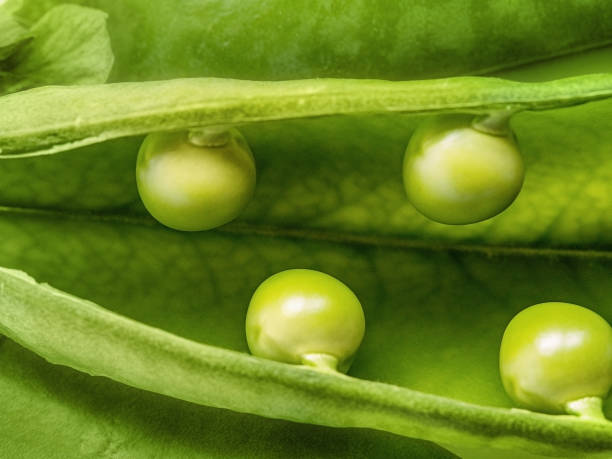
[[499, 302, 612, 421], [403, 114, 524, 225], [245, 269, 365, 373], [136, 128, 256, 231]]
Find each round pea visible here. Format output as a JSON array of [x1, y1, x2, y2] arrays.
[[499, 302, 612, 415], [403, 115, 524, 225], [136, 128, 256, 231], [245, 269, 365, 373]]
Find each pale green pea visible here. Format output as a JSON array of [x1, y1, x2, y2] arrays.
[[500, 302, 612, 421], [403, 114, 524, 225], [245, 269, 365, 373], [136, 128, 256, 231]]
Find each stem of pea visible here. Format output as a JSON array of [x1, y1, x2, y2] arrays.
[[188, 126, 231, 147], [301, 353, 339, 373], [471, 110, 515, 136], [565, 397, 609, 423]]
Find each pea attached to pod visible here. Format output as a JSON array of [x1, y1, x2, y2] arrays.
[[403, 113, 524, 225], [500, 302, 612, 421], [136, 127, 256, 231], [245, 269, 365, 373]]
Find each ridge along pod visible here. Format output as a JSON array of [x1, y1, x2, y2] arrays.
[[403, 112, 524, 225], [245, 269, 365, 373], [136, 127, 256, 231], [500, 302, 612, 421]]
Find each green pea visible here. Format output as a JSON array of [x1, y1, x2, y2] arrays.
[[403, 114, 524, 225], [245, 269, 365, 373], [500, 302, 612, 420], [136, 128, 256, 231]]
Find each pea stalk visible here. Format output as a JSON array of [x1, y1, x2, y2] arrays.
[[188, 125, 233, 147], [471, 110, 515, 135], [566, 397, 608, 423]]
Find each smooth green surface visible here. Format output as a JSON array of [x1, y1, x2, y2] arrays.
[[403, 115, 524, 224], [246, 269, 365, 372], [136, 129, 255, 231], [493, 46, 612, 82], [13, 0, 612, 81], [500, 302, 612, 414], [1, 0, 612, 457]]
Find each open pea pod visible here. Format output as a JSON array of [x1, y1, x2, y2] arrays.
[[1, 1, 612, 458], [1, 75, 612, 458]]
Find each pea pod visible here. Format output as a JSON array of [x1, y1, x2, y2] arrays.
[[3, 1, 612, 457], [2, 75, 612, 157], [1, 266, 612, 458], [13, 0, 612, 81], [2, 71, 612, 458]]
